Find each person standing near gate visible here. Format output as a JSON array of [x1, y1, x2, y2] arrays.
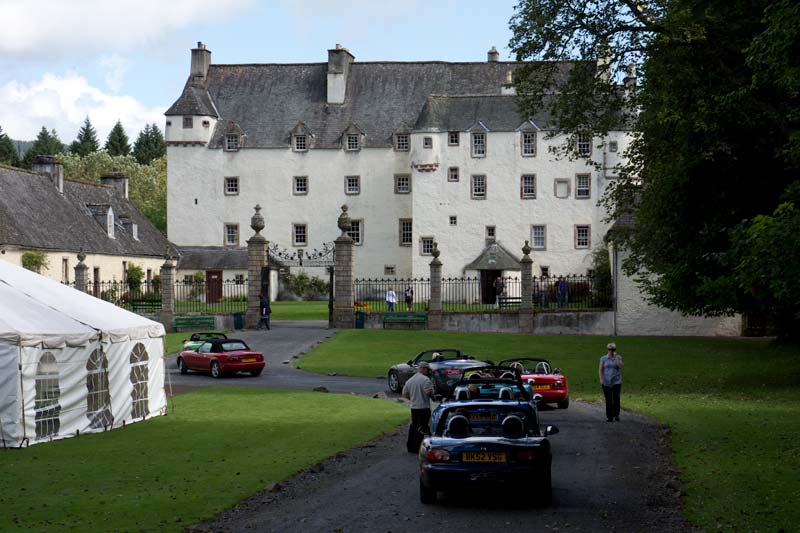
[[402, 361, 435, 453], [494, 276, 505, 306], [598, 342, 624, 422], [386, 286, 398, 312], [257, 292, 271, 330], [404, 286, 414, 311]]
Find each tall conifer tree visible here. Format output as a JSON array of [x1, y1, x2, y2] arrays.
[[0, 126, 20, 167], [105, 120, 131, 156], [22, 127, 65, 168], [133, 123, 166, 164], [70, 116, 100, 156]]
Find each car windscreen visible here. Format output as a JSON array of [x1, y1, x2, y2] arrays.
[[220, 341, 249, 352], [435, 405, 538, 438], [449, 380, 529, 401], [502, 359, 552, 374]]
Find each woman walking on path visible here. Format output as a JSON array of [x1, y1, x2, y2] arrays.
[[599, 342, 624, 422]]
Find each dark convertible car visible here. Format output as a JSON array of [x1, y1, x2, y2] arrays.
[[420, 367, 559, 505], [387, 349, 491, 395]]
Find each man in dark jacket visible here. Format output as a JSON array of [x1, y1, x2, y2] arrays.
[[258, 293, 271, 330]]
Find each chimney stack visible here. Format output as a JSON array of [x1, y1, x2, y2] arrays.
[[487, 46, 500, 62], [327, 44, 355, 105], [100, 171, 129, 199], [190, 41, 212, 83], [623, 64, 638, 95], [32, 155, 64, 194]]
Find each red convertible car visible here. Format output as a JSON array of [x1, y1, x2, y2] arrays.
[[498, 358, 569, 409], [177, 338, 265, 378]]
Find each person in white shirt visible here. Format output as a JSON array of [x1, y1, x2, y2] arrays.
[[402, 361, 435, 453], [386, 287, 398, 312]]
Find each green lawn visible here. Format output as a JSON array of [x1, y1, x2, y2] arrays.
[[271, 300, 329, 320], [299, 330, 800, 532], [0, 388, 407, 532]]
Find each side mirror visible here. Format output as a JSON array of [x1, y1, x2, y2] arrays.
[[545, 425, 559, 436], [532, 393, 543, 403], [407, 360, 414, 365]]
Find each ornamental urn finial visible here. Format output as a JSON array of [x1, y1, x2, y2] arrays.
[[337, 204, 351, 235], [251, 204, 265, 235], [522, 240, 532, 256], [432, 241, 440, 259], [77, 248, 86, 263]]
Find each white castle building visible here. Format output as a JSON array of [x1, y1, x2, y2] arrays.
[[165, 43, 628, 285]]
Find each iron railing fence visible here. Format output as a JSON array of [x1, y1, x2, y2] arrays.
[[531, 274, 613, 310], [353, 278, 431, 313], [440, 276, 522, 312], [174, 279, 248, 314]]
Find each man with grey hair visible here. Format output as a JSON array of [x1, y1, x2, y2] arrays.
[[402, 361, 435, 453]]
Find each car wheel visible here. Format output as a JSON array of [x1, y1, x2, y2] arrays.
[[419, 480, 437, 504], [178, 358, 188, 375], [557, 396, 570, 409], [388, 370, 401, 393], [210, 361, 222, 379], [250, 368, 263, 377]]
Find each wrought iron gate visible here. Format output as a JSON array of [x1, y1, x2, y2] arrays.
[[267, 242, 335, 327]]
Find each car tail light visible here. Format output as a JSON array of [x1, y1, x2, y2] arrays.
[[425, 449, 451, 462], [228, 356, 239, 362], [553, 380, 564, 389], [516, 450, 537, 462], [445, 368, 462, 377]]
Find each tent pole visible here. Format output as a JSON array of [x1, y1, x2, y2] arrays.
[[18, 346, 27, 445]]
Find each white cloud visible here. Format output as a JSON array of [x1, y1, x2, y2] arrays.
[[0, 73, 165, 142], [98, 54, 129, 93], [0, 0, 254, 58]]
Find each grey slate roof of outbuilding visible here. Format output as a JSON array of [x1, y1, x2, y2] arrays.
[[176, 246, 286, 271], [166, 60, 583, 149], [463, 242, 522, 271], [415, 95, 550, 132], [0, 165, 173, 257]]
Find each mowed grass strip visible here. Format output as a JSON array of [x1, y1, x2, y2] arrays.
[[271, 300, 328, 320], [299, 330, 800, 531], [0, 387, 408, 532]]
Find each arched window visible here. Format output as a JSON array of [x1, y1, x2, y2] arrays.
[[130, 343, 150, 419], [35, 352, 60, 439], [86, 348, 113, 429]]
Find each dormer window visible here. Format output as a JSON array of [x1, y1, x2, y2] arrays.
[[395, 133, 409, 152], [294, 134, 307, 152], [346, 134, 360, 151], [471, 132, 486, 158], [225, 134, 240, 151], [521, 131, 537, 156], [291, 121, 313, 152], [107, 208, 115, 239], [131, 223, 138, 240]]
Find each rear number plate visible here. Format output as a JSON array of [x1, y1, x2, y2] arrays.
[[468, 412, 498, 421], [463, 451, 506, 462], [532, 384, 550, 390], [242, 358, 256, 362]]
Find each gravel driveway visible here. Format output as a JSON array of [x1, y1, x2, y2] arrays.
[[173, 322, 697, 532]]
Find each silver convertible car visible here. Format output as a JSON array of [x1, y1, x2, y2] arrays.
[[387, 349, 491, 395]]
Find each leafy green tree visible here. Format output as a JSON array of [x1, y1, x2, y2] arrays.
[[22, 127, 65, 168], [0, 126, 20, 167], [58, 151, 167, 233], [21, 251, 49, 273], [132, 123, 166, 165], [126, 263, 145, 291], [510, 0, 799, 336], [70, 117, 100, 156], [104, 120, 131, 156]]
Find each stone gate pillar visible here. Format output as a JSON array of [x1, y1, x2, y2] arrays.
[[428, 242, 443, 330], [246, 205, 269, 329], [159, 252, 176, 331], [74, 250, 89, 293], [519, 240, 534, 334], [333, 205, 355, 329]]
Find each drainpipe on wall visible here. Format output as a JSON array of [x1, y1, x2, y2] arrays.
[[612, 245, 618, 337]]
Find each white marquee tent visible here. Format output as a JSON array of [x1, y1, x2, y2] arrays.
[[0, 260, 166, 447]]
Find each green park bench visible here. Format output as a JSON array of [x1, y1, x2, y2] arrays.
[[173, 316, 216, 331], [130, 299, 162, 313], [498, 296, 522, 309], [383, 312, 428, 329]]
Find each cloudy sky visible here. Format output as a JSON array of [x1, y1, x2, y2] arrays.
[[0, 0, 517, 143]]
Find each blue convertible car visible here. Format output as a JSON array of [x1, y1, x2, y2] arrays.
[[419, 367, 559, 505]]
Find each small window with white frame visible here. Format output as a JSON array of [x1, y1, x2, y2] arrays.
[[448, 131, 460, 146], [293, 223, 307, 246], [554, 179, 570, 198], [345, 175, 361, 195], [384, 265, 396, 276], [521, 174, 536, 199], [183, 117, 193, 129], [448, 167, 459, 182], [449, 215, 457, 226], [423, 136, 433, 149], [225, 134, 240, 151], [399, 219, 413, 246], [293, 134, 307, 152], [420, 237, 434, 255], [347, 219, 363, 245], [395, 134, 409, 151], [293, 176, 308, 195], [346, 134, 360, 151], [575, 224, 591, 249], [531, 225, 546, 249], [471, 174, 487, 199], [575, 173, 591, 199], [576, 131, 592, 157], [485, 226, 496, 240], [224, 176, 239, 195], [471, 132, 486, 157], [394, 174, 411, 194], [521, 131, 536, 156], [224, 223, 239, 247]]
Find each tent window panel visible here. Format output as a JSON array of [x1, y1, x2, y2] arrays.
[[130, 343, 150, 419], [35, 352, 61, 440], [86, 348, 114, 429]]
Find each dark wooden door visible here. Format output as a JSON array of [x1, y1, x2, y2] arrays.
[[205, 270, 223, 304], [481, 269, 501, 304]]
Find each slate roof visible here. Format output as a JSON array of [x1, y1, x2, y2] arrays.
[[176, 246, 285, 270], [166, 60, 584, 149], [463, 242, 522, 271], [0, 165, 173, 257], [415, 95, 550, 132]]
